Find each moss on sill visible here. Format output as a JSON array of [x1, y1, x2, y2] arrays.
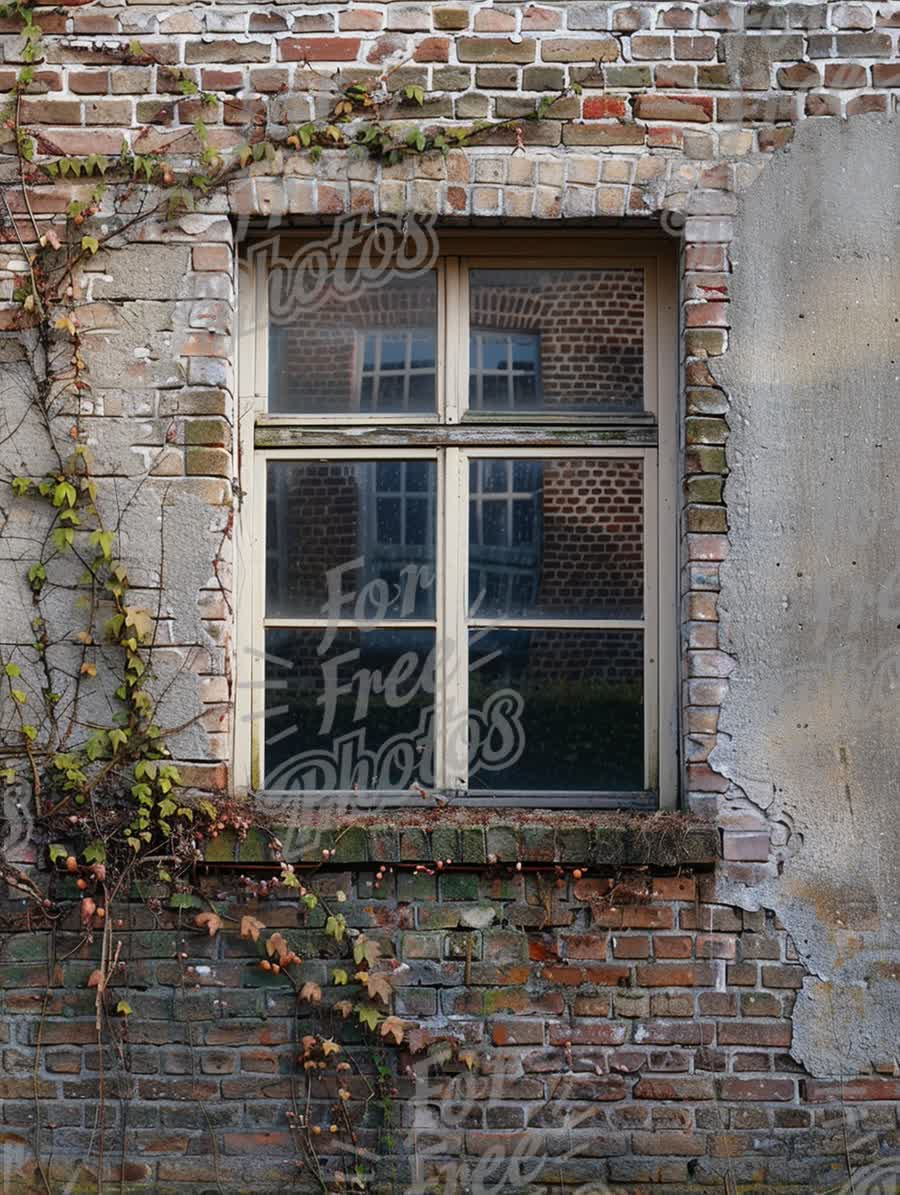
[[203, 810, 718, 871]]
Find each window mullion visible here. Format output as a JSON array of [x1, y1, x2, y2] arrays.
[[441, 446, 468, 791]]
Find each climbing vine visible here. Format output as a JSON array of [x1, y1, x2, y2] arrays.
[[0, 2, 599, 1190]]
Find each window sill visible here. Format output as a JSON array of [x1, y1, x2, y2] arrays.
[[202, 809, 718, 872]]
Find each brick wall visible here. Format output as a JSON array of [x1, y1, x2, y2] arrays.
[[1, 837, 897, 1193]]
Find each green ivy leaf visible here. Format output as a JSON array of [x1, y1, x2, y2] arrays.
[[108, 728, 128, 753], [11, 477, 31, 497], [332, 968, 349, 986], [48, 844, 68, 863], [80, 235, 99, 255], [10, 689, 27, 704], [116, 1000, 132, 1017], [4, 662, 21, 678], [357, 1004, 383, 1032], [83, 841, 106, 865]]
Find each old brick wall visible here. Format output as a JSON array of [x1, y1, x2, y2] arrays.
[[1, 1, 899, 1191], [1, 826, 898, 1194]]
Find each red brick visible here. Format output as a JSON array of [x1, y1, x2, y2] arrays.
[[613, 935, 650, 959], [697, 933, 736, 959], [824, 62, 868, 87], [563, 933, 610, 960], [278, 37, 361, 62], [804, 1078, 900, 1103], [633, 1131, 705, 1155], [651, 877, 697, 902], [491, 1021, 544, 1046], [548, 1023, 626, 1046], [222, 1132, 293, 1154], [718, 1022, 792, 1048], [635, 1021, 714, 1046], [414, 37, 450, 62], [583, 96, 628, 119], [872, 64, 900, 86], [542, 965, 630, 986], [634, 1077, 715, 1100], [68, 70, 110, 94], [719, 1078, 796, 1101], [761, 965, 805, 990], [635, 964, 717, 987], [655, 936, 693, 960], [634, 94, 713, 122], [698, 992, 737, 1016]]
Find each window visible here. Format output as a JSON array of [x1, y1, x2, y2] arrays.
[[238, 233, 677, 808]]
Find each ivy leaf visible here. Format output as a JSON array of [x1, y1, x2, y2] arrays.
[[334, 1000, 353, 1019], [22, 724, 37, 742], [87, 969, 104, 989], [332, 968, 349, 986], [300, 981, 322, 1004], [11, 477, 31, 496], [124, 607, 153, 642], [321, 1038, 341, 1057], [194, 911, 223, 937], [4, 663, 21, 678], [89, 529, 114, 560], [80, 662, 97, 678], [48, 844, 69, 864], [325, 914, 345, 943], [81, 235, 99, 255], [169, 892, 203, 910], [108, 728, 128, 753], [365, 972, 394, 1004], [353, 936, 381, 969], [356, 1004, 383, 1032], [116, 1000, 132, 1017], [83, 841, 106, 865], [240, 915, 266, 943], [379, 1016, 405, 1045], [266, 932, 290, 961], [52, 481, 77, 508], [10, 689, 27, 704]]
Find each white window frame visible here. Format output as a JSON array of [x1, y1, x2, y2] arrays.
[[236, 233, 678, 809]]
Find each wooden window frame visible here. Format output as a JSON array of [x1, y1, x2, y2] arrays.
[[235, 231, 679, 810]]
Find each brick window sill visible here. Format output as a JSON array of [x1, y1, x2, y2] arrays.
[[202, 810, 718, 871]]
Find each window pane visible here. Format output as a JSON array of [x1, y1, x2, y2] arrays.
[[264, 628, 435, 791], [467, 628, 644, 792], [468, 269, 644, 413], [266, 460, 436, 619], [268, 271, 437, 414], [468, 458, 644, 620]]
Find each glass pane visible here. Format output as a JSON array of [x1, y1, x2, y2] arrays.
[[469, 269, 644, 413], [264, 628, 435, 791], [468, 458, 644, 620], [268, 271, 437, 414], [266, 460, 436, 619], [467, 629, 644, 792]]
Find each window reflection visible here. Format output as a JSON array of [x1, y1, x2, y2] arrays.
[[468, 269, 645, 413], [469, 458, 644, 620], [266, 460, 436, 620], [268, 271, 437, 414]]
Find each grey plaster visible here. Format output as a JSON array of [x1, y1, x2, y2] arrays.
[[712, 115, 900, 1075]]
